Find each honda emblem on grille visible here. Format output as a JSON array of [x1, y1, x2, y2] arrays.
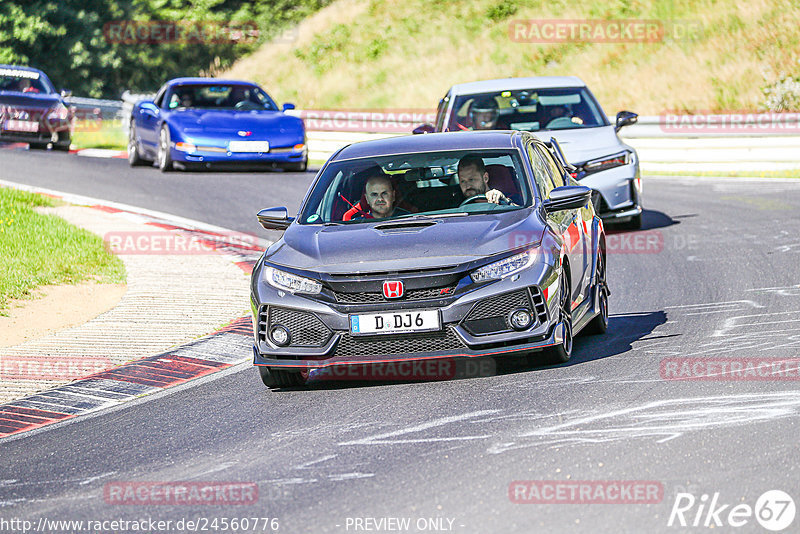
[[382, 280, 404, 299]]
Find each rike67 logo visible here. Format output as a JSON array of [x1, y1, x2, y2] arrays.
[[668, 490, 795, 531]]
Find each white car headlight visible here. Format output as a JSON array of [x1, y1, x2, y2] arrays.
[[584, 150, 632, 173], [264, 266, 322, 294], [471, 249, 537, 283]]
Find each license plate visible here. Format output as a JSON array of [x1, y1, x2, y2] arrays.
[[350, 310, 441, 336], [4, 120, 38, 133], [228, 140, 270, 152]]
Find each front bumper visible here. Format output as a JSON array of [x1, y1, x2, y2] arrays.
[[171, 144, 307, 166], [578, 162, 642, 221], [252, 260, 566, 370]]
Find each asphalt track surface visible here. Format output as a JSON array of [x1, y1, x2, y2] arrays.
[[2, 148, 800, 533]]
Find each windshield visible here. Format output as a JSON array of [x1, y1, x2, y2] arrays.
[[0, 68, 53, 94], [447, 87, 608, 132], [166, 84, 278, 111], [299, 149, 532, 224]]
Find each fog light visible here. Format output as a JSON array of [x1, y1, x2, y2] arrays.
[[270, 325, 290, 346], [509, 308, 533, 330]]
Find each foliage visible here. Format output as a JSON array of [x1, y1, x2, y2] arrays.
[[0, 0, 331, 98]]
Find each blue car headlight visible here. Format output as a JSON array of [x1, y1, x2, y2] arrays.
[[471, 249, 538, 283], [264, 266, 322, 294]]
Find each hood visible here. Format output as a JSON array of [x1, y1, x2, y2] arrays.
[[267, 210, 545, 274], [0, 92, 61, 113], [170, 110, 303, 136], [544, 125, 628, 164]]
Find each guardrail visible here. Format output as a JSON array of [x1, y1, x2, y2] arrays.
[[102, 94, 800, 171]]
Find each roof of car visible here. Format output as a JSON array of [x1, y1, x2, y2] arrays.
[[334, 131, 538, 160], [449, 76, 586, 95], [0, 64, 45, 73], [166, 77, 258, 86]]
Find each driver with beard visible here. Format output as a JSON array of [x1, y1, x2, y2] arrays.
[[457, 155, 516, 206]]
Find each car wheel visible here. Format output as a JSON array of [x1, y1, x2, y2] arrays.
[[28, 142, 48, 150], [157, 125, 173, 172], [128, 124, 146, 166], [583, 253, 608, 335], [542, 274, 573, 364], [282, 159, 308, 172], [258, 366, 305, 388]]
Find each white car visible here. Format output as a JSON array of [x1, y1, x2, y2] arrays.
[[418, 76, 642, 229]]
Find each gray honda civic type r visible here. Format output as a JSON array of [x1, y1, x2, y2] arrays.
[[251, 131, 609, 388]]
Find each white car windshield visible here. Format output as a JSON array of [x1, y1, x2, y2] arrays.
[[448, 87, 607, 132]]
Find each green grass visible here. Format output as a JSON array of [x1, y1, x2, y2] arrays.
[[71, 120, 127, 151], [225, 0, 800, 115], [0, 187, 126, 314], [645, 169, 800, 179]]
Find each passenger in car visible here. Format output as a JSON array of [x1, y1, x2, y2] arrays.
[[457, 155, 517, 206], [355, 173, 410, 219]]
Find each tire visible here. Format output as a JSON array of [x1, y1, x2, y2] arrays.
[[53, 142, 71, 152], [258, 366, 305, 388], [541, 274, 573, 364], [157, 125, 173, 172], [28, 142, 48, 150], [282, 159, 308, 172], [583, 253, 608, 335], [128, 124, 146, 166]]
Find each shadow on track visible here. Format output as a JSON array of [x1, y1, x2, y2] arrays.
[[262, 311, 669, 392], [606, 209, 679, 233]]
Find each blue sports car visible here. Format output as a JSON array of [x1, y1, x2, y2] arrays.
[[128, 78, 307, 172]]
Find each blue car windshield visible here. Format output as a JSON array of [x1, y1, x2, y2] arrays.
[[448, 87, 608, 132], [0, 68, 53, 94], [166, 84, 278, 111], [299, 149, 532, 224]]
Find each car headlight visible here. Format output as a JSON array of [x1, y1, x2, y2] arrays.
[[47, 103, 69, 121], [264, 266, 322, 294], [471, 249, 537, 283], [584, 150, 632, 174]]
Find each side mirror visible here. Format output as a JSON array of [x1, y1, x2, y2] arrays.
[[282, 103, 296, 111], [60, 89, 72, 98], [412, 123, 435, 135], [543, 185, 592, 213], [615, 111, 638, 132], [140, 101, 159, 116], [257, 207, 294, 231]]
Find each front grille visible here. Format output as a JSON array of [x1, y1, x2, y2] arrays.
[[530, 286, 548, 324], [591, 189, 609, 215], [333, 326, 465, 358], [258, 305, 332, 347], [333, 286, 456, 304], [466, 289, 531, 321], [463, 288, 546, 336]]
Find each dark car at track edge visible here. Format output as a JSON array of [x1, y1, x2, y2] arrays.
[[250, 130, 609, 388], [0, 64, 74, 150]]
